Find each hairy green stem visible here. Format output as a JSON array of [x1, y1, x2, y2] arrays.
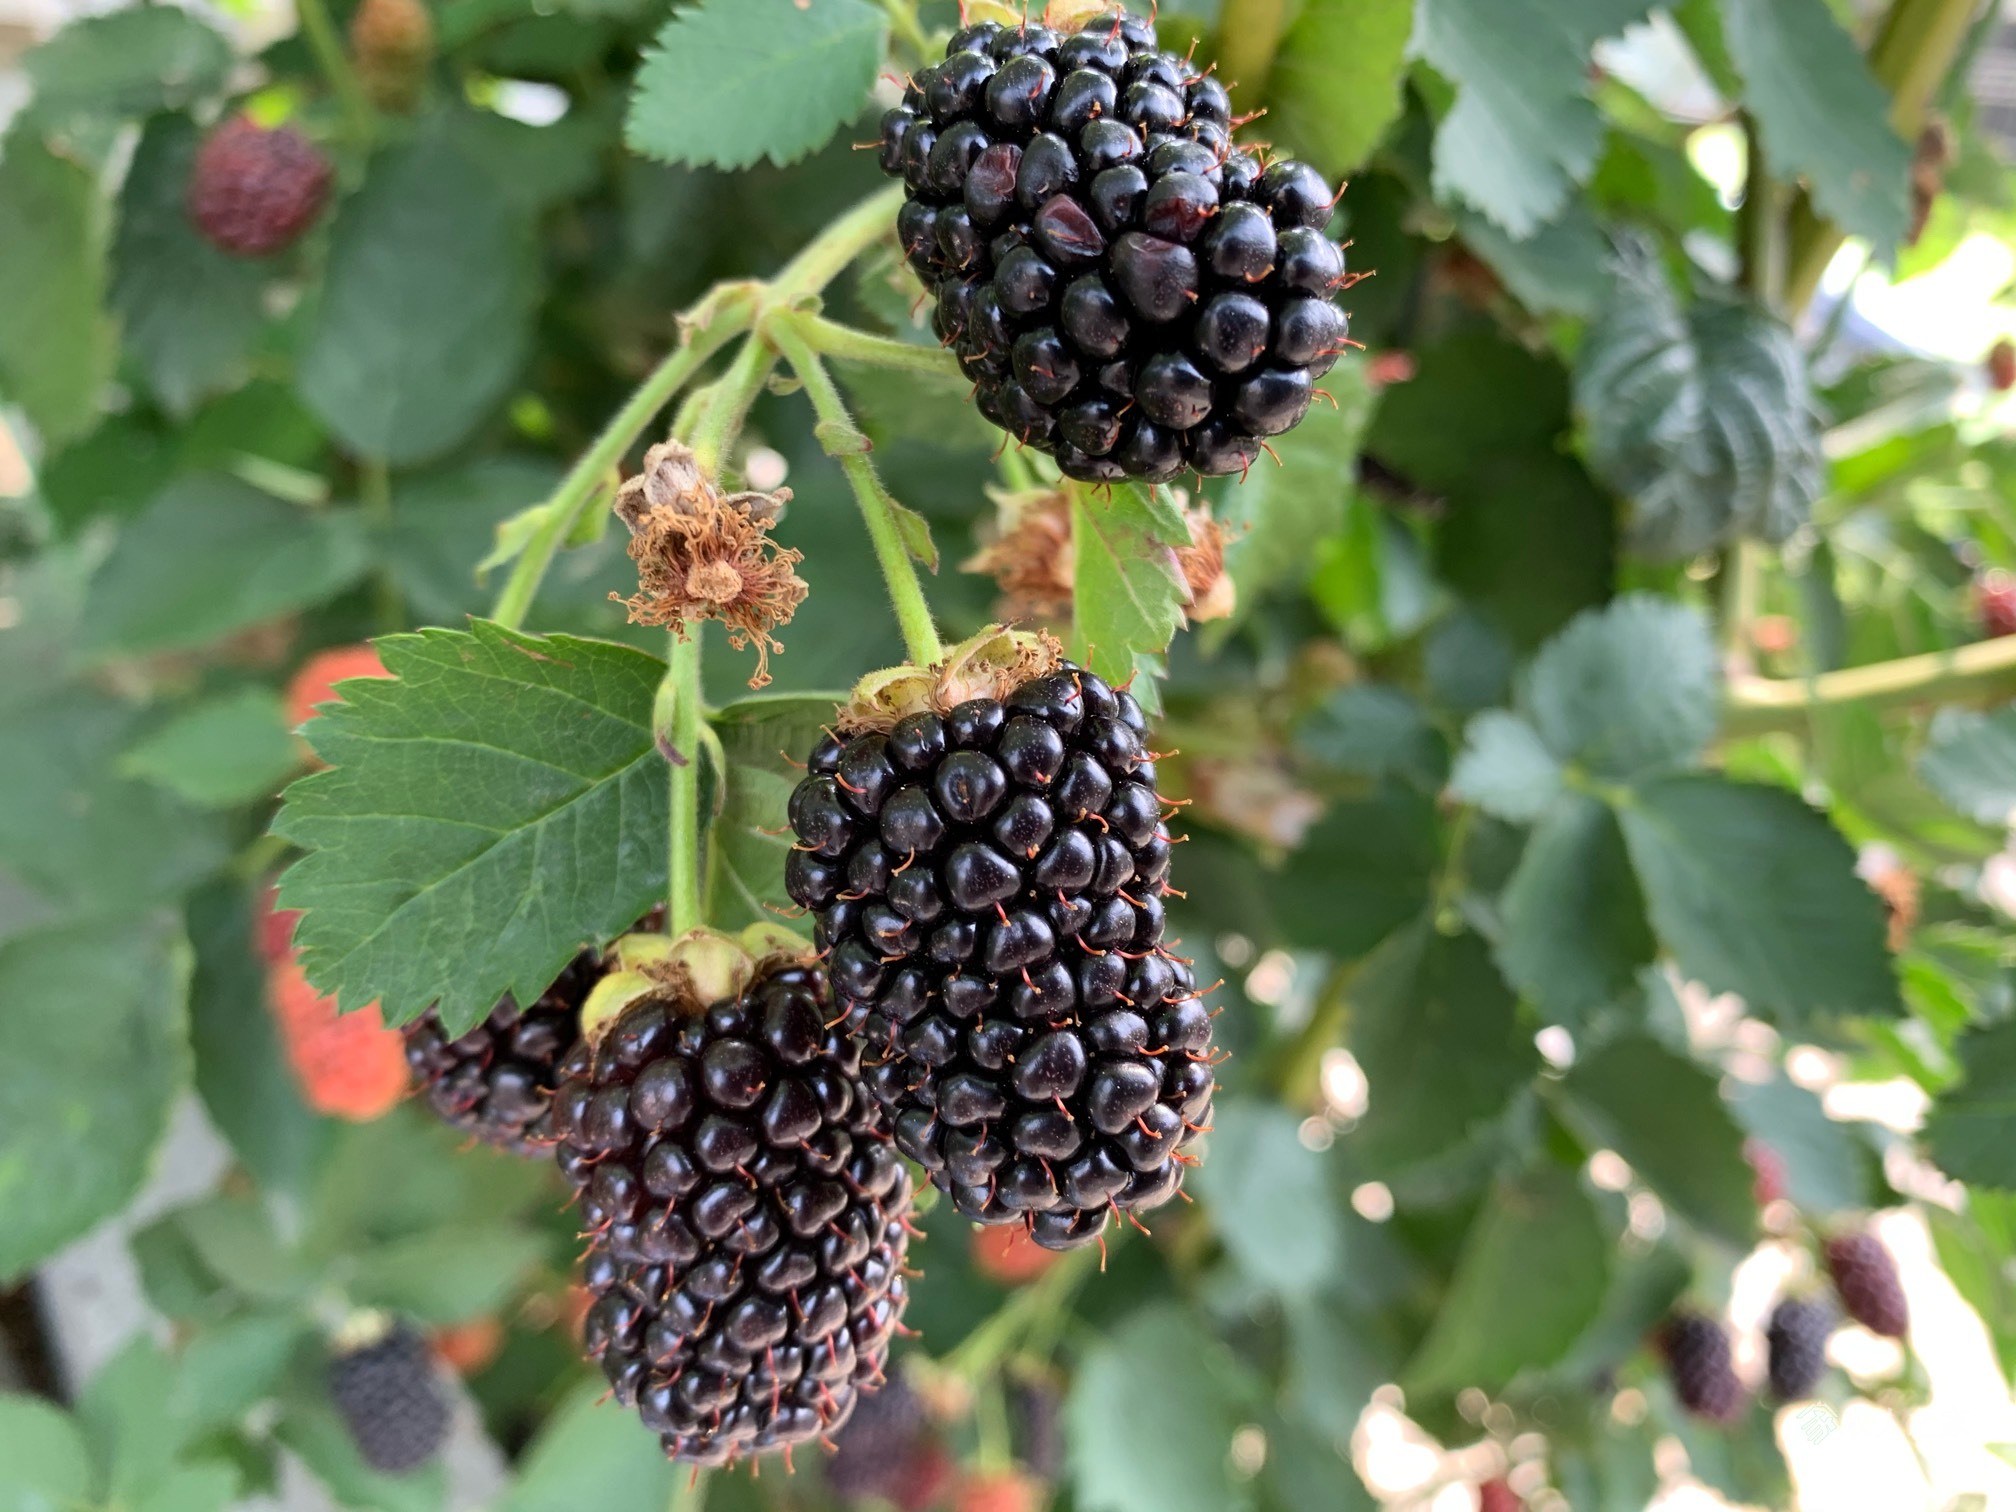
[[1215, 0, 1291, 100], [294, 0, 375, 147], [489, 294, 756, 629], [685, 336, 778, 478], [1723, 632, 2016, 735], [769, 322, 945, 668], [1783, 0, 1982, 316], [664, 629, 706, 934], [878, 0, 932, 60], [788, 313, 965, 379]]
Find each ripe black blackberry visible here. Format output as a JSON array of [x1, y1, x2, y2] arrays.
[[785, 634, 1211, 1252], [549, 937, 914, 1466], [327, 1320, 451, 1474], [1825, 1230, 1909, 1338], [878, 8, 1350, 481], [1765, 1297, 1832, 1401], [1659, 1311, 1746, 1423], [403, 951, 596, 1155], [187, 116, 333, 258], [825, 1374, 949, 1506]]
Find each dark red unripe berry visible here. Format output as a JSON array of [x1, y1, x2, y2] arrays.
[[1825, 1230, 1909, 1338], [1660, 1311, 1746, 1422], [1478, 1480, 1523, 1512], [187, 116, 332, 258]]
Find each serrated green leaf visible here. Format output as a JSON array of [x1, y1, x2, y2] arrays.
[[1727, 1074, 1874, 1215], [706, 693, 844, 931], [1556, 1035, 1755, 1244], [273, 623, 670, 1032], [626, 0, 887, 170], [1193, 1100, 1344, 1296], [81, 476, 371, 655], [840, 357, 996, 452], [0, 1395, 92, 1511], [1500, 793, 1657, 1025], [24, 9, 229, 125], [1919, 706, 2016, 825], [0, 916, 191, 1281], [1413, 0, 1654, 236], [1343, 922, 1538, 1178], [1268, 1, 1413, 176], [1618, 776, 1902, 1034], [1069, 485, 1188, 691], [1925, 1020, 2016, 1188], [1450, 711, 1564, 822], [0, 134, 114, 445], [502, 1382, 680, 1512], [1719, 0, 1911, 255], [1068, 1304, 1257, 1512], [122, 690, 300, 810], [1525, 594, 1720, 781], [1405, 1161, 1610, 1393], [112, 116, 265, 417], [1367, 328, 1569, 494], [1576, 241, 1824, 559], [300, 123, 537, 465]]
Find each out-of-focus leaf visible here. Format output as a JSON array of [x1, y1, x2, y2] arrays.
[[501, 1382, 680, 1512], [24, 9, 229, 126], [1926, 1020, 2016, 1188], [1193, 1100, 1344, 1296], [0, 917, 190, 1282], [1919, 706, 2016, 826], [1269, 786, 1439, 957], [1296, 683, 1446, 789], [1727, 1073, 1875, 1215], [1257, 1411, 1378, 1512], [1267, 1, 1413, 176], [1459, 201, 1610, 317], [274, 623, 669, 1033], [0, 1395, 92, 1510], [626, 0, 886, 170], [1524, 595, 1720, 781], [0, 135, 114, 444], [705, 693, 846, 930], [348, 1226, 549, 1323], [122, 689, 300, 810], [1499, 793, 1657, 1027], [1450, 711, 1564, 822], [1926, 1195, 2016, 1382], [1576, 241, 1823, 559]]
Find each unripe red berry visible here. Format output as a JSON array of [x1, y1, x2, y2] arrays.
[[187, 116, 333, 258]]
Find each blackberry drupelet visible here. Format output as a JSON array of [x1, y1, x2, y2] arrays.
[[187, 116, 332, 258], [1824, 1230, 1909, 1338], [878, 8, 1350, 480], [327, 1321, 451, 1474], [786, 640, 1211, 1252], [550, 945, 914, 1466], [1659, 1311, 1746, 1423], [1764, 1297, 1831, 1401], [403, 949, 598, 1154]]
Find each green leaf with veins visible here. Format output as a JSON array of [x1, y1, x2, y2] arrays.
[[1192, 1100, 1345, 1296], [1499, 793, 1657, 1027], [1524, 594, 1721, 782], [1069, 484, 1188, 694], [1718, 0, 1912, 256], [626, 0, 887, 170], [705, 693, 845, 932], [273, 623, 670, 1033], [1618, 776, 1902, 1034]]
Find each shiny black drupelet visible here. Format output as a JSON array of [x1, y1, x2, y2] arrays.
[[549, 965, 914, 1466], [786, 665, 1213, 1251], [878, 12, 1350, 481]]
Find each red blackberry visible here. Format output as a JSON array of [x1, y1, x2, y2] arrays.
[[785, 633, 1210, 1252], [1659, 1311, 1746, 1423], [880, 9, 1349, 481], [1824, 1230, 1909, 1338], [549, 933, 914, 1466], [186, 116, 332, 258], [1478, 1481, 1523, 1512], [327, 1319, 451, 1474], [1765, 1296, 1832, 1401], [403, 952, 597, 1154]]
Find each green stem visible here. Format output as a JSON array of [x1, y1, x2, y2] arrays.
[[769, 322, 945, 668], [1215, 0, 1291, 100], [788, 313, 965, 379], [359, 459, 402, 633], [1723, 632, 2016, 736], [1782, 0, 1982, 316], [488, 295, 755, 629], [664, 628, 706, 934], [942, 1246, 1097, 1382], [686, 337, 779, 477], [294, 0, 375, 146], [878, 0, 932, 60], [1721, 540, 1764, 670]]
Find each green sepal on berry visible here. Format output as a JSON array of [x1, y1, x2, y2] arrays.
[[581, 923, 816, 1044]]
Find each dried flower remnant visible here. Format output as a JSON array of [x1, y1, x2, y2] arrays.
[[611, 440, 807, 686]]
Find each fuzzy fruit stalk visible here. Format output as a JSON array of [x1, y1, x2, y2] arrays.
[[548, 927, 914, 1465], [787, 628, 1212, 1251]]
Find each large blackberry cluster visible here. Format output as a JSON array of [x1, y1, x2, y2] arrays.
[[327, 1322, 451, 1474], [549, 964, 914, 1465], [1765, 1297, 1831, 1401], [1825, 1230, 1909, 1338], [786, 664, 1212, 1251], [187, 116, 332, 258], [403, 950, 598, 1155], [1659, 1312, 1746, 1423], [878, 11, 1350, 481]]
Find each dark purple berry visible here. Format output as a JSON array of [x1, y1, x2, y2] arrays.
[[1826, 1231, 1909, 1338], [1766, 1297, 1832, 1400]]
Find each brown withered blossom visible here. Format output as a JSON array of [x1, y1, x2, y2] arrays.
[[612, 440, 807, 688]]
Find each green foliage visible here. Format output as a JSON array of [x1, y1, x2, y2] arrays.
[[0, 135, 113, 444], [1926, 1020, 2016, 1188], [1069, 484, 1190, 698], [275, 623, 669, 1031], [1919, 706, 2016, 824], [122, 689, 300, 810], [626, 0, 887, 170], [1266, 0, 1415, 176]]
